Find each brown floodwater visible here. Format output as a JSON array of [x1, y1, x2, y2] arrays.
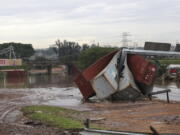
[[0, 73, 74, 88], [154, 80, 180, 101], [0, 73, 179, 102]]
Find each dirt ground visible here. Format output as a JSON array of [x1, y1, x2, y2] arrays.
[[0, 87, 179, 134], [86, 100, 180, 134], [0, 88, 81, 135], [0, 123, 74, 135]]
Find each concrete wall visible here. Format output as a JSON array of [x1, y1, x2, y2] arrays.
[[0, 59, 22, 66]]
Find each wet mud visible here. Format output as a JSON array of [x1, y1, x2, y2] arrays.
[[0, 123, 81, 135], [85, 100, 180, 134], [0, 87, 86, 135]]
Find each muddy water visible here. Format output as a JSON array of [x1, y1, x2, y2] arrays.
[[154, 81, 180, 102], [0, 73, 88, 111], [0, 73, 180, 102], [0, 74, 74, 88], [0, 74, 86, 113]]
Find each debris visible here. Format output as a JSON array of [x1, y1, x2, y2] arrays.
[[148, 89, 171, 103], [24, 121, 43, 126], [89, 117, 106, 122]]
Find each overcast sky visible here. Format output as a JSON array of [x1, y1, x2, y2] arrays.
[[0, 0, 180, 48]]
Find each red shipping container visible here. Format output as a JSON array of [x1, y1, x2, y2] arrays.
[[127, 54, 157, 85], [74, 73, 95, 100]]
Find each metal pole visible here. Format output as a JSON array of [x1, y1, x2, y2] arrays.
[[123, 48, 180, 57], [167, 91, 170, 103]]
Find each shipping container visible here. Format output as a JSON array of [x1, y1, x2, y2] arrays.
[[144, 42, 171, 51], [74, 51, 118, 100]]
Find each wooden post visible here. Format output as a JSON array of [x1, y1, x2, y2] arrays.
[[84, 119, 90, 128], [148, 95, 152, 101]]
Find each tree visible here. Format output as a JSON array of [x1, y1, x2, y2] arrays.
[[52, 39, 119, 70], [53, 39, 81, 63], [0, 42, 35, 59], [82, 44, 90, 51], [76, 46, 118, 69]]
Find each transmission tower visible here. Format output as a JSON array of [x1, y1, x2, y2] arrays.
[[0, 45, 16, 59], [121, 32, 131, 47]]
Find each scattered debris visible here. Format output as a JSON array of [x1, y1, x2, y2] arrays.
[[148, 89, 171, 103], [24, 121, 43, 126], [89, 117, 106, 122]]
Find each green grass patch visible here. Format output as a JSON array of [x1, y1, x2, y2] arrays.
[[158, 59, 180, 65], [21, 105, 84, 129], [0, 65, 28, 70]]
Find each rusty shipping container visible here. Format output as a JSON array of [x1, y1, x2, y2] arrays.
[[74, 51, 118, 100]]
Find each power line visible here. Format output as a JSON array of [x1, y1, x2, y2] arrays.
[[0, 46, 16, 59]]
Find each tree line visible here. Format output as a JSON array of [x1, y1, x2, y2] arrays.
[[52, 39, 119, 69], [0, 42, 35, 59], [0, 41, 118, 70]]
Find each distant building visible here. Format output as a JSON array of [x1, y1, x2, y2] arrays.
[[144, 42, 171, 51], [175, 44, 180, 52]]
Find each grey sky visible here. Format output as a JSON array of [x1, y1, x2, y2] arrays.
[[0, 0, 180, 48]]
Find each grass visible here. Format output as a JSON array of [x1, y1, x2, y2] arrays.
[[21, 105, 84, 129], [22, 105, 106, 130], [0, 65, 28, 70], [150, 59, 180, 76], [158, 59, 180, 65]]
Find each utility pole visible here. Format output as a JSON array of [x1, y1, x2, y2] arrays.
[[121, 32, 131, 48]]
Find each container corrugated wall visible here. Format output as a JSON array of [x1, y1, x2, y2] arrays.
[[74, 51, 118, 100], [127, 54, 157, 85]]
